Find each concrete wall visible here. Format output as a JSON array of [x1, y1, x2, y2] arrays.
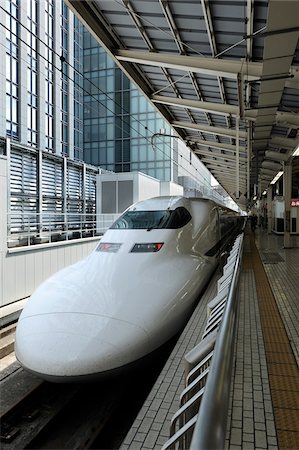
[[1, 239, 99, 307], [135, 172, 160, 203], [160, 181, 184, 196], [97, 172, 185, 214], [97, 172, 161, 214]]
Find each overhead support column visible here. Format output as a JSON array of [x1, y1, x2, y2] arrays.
[[283, 162, 292, 248], [37, 150, 43, 234], [0, 145, 8, 253], [63, 157, 68, 233], [236, 116, 240, 199], [267, 185, 273, 234], [247, 123, 251, 203]]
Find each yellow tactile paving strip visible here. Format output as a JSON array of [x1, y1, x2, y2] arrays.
[[249, 233, 299, 449]]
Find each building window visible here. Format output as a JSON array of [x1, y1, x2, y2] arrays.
[[60, 0, 69, 155], [6, 0, 19, 140], [45, 0, 54, 152], [27, 0, 38, 147], [74, 16, 84, 160]]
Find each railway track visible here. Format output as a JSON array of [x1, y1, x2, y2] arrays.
[[0, 347, 173, 449], [0, 321, 123, 450], [1, 369, 79, 449], [1, 366, 133, 449]]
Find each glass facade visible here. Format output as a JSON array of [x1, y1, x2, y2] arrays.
[[73, 16, 84, 160], [2, 1, 209, 190], [130, 87, 173, 181], [3, 1, 175, 181], [26, 0, 38, 147], [82, 32, 174, 181], [5, 0, 19, 140], [44, 0, 54, 152], [60, 0, 68, 156], [83, 36, 114, 169]]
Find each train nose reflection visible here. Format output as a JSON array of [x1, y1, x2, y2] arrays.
[[15, 313, 149, 380]]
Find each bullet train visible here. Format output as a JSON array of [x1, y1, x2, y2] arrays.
[[15, 196, 242, 382]]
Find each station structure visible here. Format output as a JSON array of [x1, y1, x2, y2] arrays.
[[1, 1, 299, 449]]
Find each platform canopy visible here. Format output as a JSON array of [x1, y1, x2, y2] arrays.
[[66, 0, 299, 209]]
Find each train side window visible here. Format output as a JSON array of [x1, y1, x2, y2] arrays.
[[167, 207, 192, 229]]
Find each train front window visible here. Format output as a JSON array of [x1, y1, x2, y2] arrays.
[[110, 207, 191, 230], [111, 210, 170, 229]]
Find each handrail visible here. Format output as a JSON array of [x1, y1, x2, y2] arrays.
[[190, 234, 243, 449], [161, 234, 243, 450]]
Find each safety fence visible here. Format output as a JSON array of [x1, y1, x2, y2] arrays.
[[162, 233, 244, 450]]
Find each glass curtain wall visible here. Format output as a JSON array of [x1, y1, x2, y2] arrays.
[[60, 0, 68, 156], [44, 0, 54, 152], [83, 32, 173, 181], [73, 16, 84, 160], [4, 1, 173, 181], [26, 0, 38, 148], [130, 87, 172, 181], [83, 33, 115, 169], [5, 0, 19, 140]]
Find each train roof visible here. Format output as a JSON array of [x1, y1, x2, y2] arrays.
[[127, 196, 215, 212], [127, 196, 240, 215], [128, 196, 187, 211]]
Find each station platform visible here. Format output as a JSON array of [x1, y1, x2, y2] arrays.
[[121, 228, 299, 450]]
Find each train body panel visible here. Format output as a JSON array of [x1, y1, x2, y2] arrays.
[[15, 196, 241, 381]]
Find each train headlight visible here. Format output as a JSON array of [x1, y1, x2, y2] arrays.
[[131, 243, 164, 253], [96, 242, 122, 252]]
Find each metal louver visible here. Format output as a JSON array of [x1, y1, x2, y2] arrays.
[[42, 156, 63, 229], [85, 170, 96, 214], [67, 163, 83, 228], [9, 149, 37, 232], [8, 145, 98, 242]]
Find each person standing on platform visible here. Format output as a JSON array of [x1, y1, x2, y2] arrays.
[[251, 214, 257, 232]]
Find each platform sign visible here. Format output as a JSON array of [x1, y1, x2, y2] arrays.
[[290, 199, 299, 207]]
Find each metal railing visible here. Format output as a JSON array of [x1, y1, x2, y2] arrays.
[[7, 212, 120, 248], [162, 233, 244, 450]]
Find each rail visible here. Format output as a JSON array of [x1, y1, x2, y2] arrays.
[[162, 233, 244, 450], [7, 212, 120, 248]]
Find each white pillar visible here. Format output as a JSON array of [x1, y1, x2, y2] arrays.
[[283, 162, 292, 248], [37, 149, 43, 231], [53, 0, 62, 155], [19, 1, 28, 144], [236, 116, 240, 199], [0, 153, 8, 307], [267, 185, 273, 234], [0, 155, 8, 253], [0, 6, 6, 137], [37, 4, 46, 151], [67, 12, 75, 160], [247, 124, 251, 202]]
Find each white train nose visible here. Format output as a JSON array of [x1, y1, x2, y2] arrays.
[[15, 313, 149, 380]]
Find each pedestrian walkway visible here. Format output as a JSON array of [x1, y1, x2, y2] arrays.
[[121, 228, 299, 449]]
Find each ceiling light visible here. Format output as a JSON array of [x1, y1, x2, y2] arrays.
[[270, 171, 283, 184], [293, 145, 299, 157]]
